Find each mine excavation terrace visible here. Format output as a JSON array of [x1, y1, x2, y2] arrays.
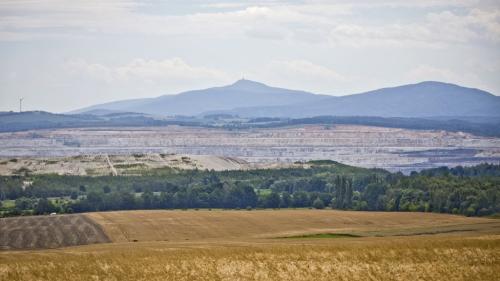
[[1, 124, 499, 173]]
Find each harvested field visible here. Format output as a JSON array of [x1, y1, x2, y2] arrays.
[[0, 214, 110, 250], [1, 210, 499, 280], [87, 210, 500, 243], [0, 234, 498, 281]]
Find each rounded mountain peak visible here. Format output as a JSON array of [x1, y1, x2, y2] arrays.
[[229, 79, 269, 90]]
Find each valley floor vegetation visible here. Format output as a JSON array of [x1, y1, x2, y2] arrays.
[[1, 161, 499, 218]]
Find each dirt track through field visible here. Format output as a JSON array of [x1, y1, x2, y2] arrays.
[[0, 214, 110, 250]]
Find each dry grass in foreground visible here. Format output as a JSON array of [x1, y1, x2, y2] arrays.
[[1, 210, 499, 280], [0, 234, 499, 281]]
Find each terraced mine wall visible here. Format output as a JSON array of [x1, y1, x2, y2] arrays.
[[0, 125, 499, 172]]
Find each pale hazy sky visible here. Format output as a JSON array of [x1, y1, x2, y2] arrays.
[[1, 0, 499, 112]]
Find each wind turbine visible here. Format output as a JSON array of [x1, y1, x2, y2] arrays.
[[19, 97, 24, 113]]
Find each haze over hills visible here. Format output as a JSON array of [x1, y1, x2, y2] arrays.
[[72, 80, 500, 118]]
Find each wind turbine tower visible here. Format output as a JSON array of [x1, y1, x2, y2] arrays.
[[19, 97, 24, 113]]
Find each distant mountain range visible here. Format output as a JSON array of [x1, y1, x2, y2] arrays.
[[72, 79, 326, 116], [2, 80, 499, 136], [72, 80, 500, 118]]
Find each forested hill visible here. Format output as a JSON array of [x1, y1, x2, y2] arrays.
[[1, 161, 499, 218]]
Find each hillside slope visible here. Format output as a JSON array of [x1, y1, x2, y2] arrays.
[[73, 79, 326, 116], [232, 81, 500, 118], [88, 210, 497, 243], [72, 80, 500, 118]]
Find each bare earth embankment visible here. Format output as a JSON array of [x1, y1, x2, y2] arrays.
[[0, 154, 254, 176], [0, 210, 499, 281]]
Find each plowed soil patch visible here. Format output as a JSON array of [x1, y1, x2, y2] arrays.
[[0, 214, 110, 250]]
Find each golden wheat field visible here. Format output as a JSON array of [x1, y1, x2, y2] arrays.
[[1, 210, 499, 281], [86, 210, 499, 242]]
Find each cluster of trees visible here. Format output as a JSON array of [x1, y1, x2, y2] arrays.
[[70, 180, 258, 212], [5, 197, 58, 216], [1, 162, 499, 217]]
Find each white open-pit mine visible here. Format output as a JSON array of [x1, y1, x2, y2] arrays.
[[0, 125, 499, 173]]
